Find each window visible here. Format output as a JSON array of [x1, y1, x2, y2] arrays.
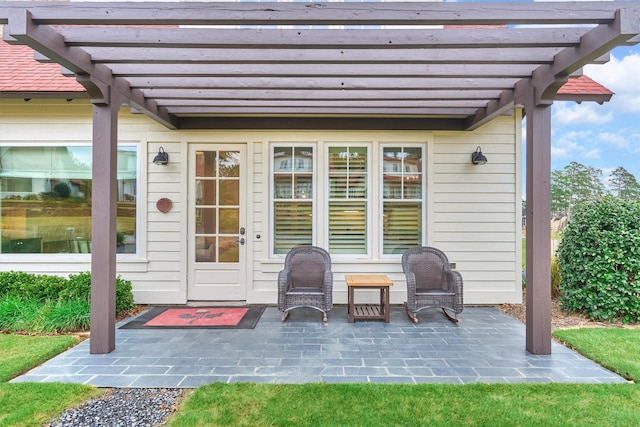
[[327, 145, 368, 255], [0, 145, 138, 254], [272, 146, 314, 254], [382, 146, 423, 255]]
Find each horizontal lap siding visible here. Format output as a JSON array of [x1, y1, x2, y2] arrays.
[[2, 100, 522, 306], [0, 99, 186, 304], [432, 115, 522, 304]]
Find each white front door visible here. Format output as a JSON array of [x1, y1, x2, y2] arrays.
[[188, 144, 247, 301]]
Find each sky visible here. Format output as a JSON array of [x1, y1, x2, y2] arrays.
[[449, 0, 640, 190]]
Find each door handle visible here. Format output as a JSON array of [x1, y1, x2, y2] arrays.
[[236, 238, 245, 245]]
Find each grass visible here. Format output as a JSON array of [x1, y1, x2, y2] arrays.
[[0, 334, 100, 427], [0, 383, 100, 427], [167, 382, 640, 426], [0, 334, 80, 382], [2, 327, 640, 427], [553, 328, 640, 381], [166, 328, 640, 426]]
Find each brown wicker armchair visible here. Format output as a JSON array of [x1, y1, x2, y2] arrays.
[[278, 245, 333, 322], [402, 246, 463, 323]]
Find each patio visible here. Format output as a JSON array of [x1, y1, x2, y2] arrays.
[[11, 306, 626, 388]]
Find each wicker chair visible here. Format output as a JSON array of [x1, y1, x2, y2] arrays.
[[278, 245, 333, 322], [402, 246, 463, 323]]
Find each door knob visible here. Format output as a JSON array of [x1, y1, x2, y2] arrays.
[[236, 238, 245, 245]]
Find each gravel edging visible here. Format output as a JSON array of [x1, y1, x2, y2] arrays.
[[45, 388, 187, 427]]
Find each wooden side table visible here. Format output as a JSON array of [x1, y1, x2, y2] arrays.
[[345, 274, 393, 323]]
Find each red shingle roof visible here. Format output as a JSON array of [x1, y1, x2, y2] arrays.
[[557, 75, 613, 96], [0, 33, 85, 93]]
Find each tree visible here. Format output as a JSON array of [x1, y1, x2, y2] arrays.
[[608, 166, 640, 200], [550, 161, 606, 219]]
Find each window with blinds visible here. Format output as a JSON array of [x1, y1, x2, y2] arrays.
[[272, 146, 314, 254], [327, 146, 368, 255], [382, 146, 423, 254]]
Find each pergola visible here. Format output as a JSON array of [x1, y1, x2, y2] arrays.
[[2, 1, 639, 355]]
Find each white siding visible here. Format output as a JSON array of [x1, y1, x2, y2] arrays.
[[1, 99, 522, 306]]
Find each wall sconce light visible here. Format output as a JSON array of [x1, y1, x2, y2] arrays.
[[471, 146, 488, 165], [153, 147, 169, 165]]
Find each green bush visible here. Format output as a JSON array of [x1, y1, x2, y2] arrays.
[[557, 196, 640, 323], [0, 296, 42, 332], [41, 299, 91, 333], [550, 256, 561, 298], [0, 271, 134, 316]]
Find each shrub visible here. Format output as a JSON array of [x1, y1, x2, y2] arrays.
[[550, 257, 561, 298], [557, 196, 640, 323], [0, 271, 134, 316], [0, 297, 42, 333], [41, 299, 91, 333]]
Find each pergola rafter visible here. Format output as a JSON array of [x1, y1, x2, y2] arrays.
[[1, 1, 639, 356]]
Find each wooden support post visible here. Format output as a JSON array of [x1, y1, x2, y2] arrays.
[[525, 100, 552, 355], [90, 89, 119, 354]]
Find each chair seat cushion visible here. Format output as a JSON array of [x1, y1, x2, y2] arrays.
[[287, 287, 324, 295], [416, 288, 454, 296]]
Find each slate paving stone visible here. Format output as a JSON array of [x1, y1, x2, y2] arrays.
[[11, 306, 627, 387]]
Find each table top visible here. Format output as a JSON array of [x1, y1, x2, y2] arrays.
[[345, 274, 393, 287]]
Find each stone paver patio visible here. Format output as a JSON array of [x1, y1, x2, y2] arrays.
[[12, 306, 626, 387]]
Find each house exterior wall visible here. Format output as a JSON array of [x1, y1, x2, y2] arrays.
[[0, 99, 522, 305]]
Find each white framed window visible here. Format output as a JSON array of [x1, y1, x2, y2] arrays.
[[271, 144, 315, 254], [0, 144, 139, 255], [326, 144, 370, 256], [380, 145, 424, 255]]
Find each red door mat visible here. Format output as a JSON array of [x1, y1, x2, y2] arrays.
[[145, 307, 248, 326], [119, 306, 266, 329]]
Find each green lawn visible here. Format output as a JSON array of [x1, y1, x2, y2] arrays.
[[3, 329, 640, 427], [553, 328, 640, 381], [0, 335, 100, 427], [0, 335, 79, 382]]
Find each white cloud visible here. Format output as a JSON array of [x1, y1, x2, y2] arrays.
[[552, 103, 613, 126], [551, 129, 593, 158], [583, 148, 600, 159], [585, 54, 640, 113], [598, 132, 630, 149]]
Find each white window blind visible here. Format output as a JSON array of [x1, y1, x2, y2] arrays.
[[328, 146, 368, 255], [272, 146, 314, 254], [382, 146, 423, 254]]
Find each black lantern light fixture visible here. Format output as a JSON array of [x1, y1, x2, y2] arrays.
[[471, 146, 488, 165], [153, 147, 169, 165]]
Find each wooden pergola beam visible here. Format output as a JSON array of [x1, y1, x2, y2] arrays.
[[2, 1, 628, 26]]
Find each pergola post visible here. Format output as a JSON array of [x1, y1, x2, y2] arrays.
[[90, 87, 119, 354], [524, 99, 552, 355]]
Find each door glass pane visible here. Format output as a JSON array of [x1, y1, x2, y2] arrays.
[[219, 236, 239, 262], [196, 179, 216, 205], [195, 236, 216, 262], [195, 208, 216, 234], [196, 151, 217, 177], [219, 151, 240, 177], [219, 180, 239, 205], [219, 208, 239, 234]]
